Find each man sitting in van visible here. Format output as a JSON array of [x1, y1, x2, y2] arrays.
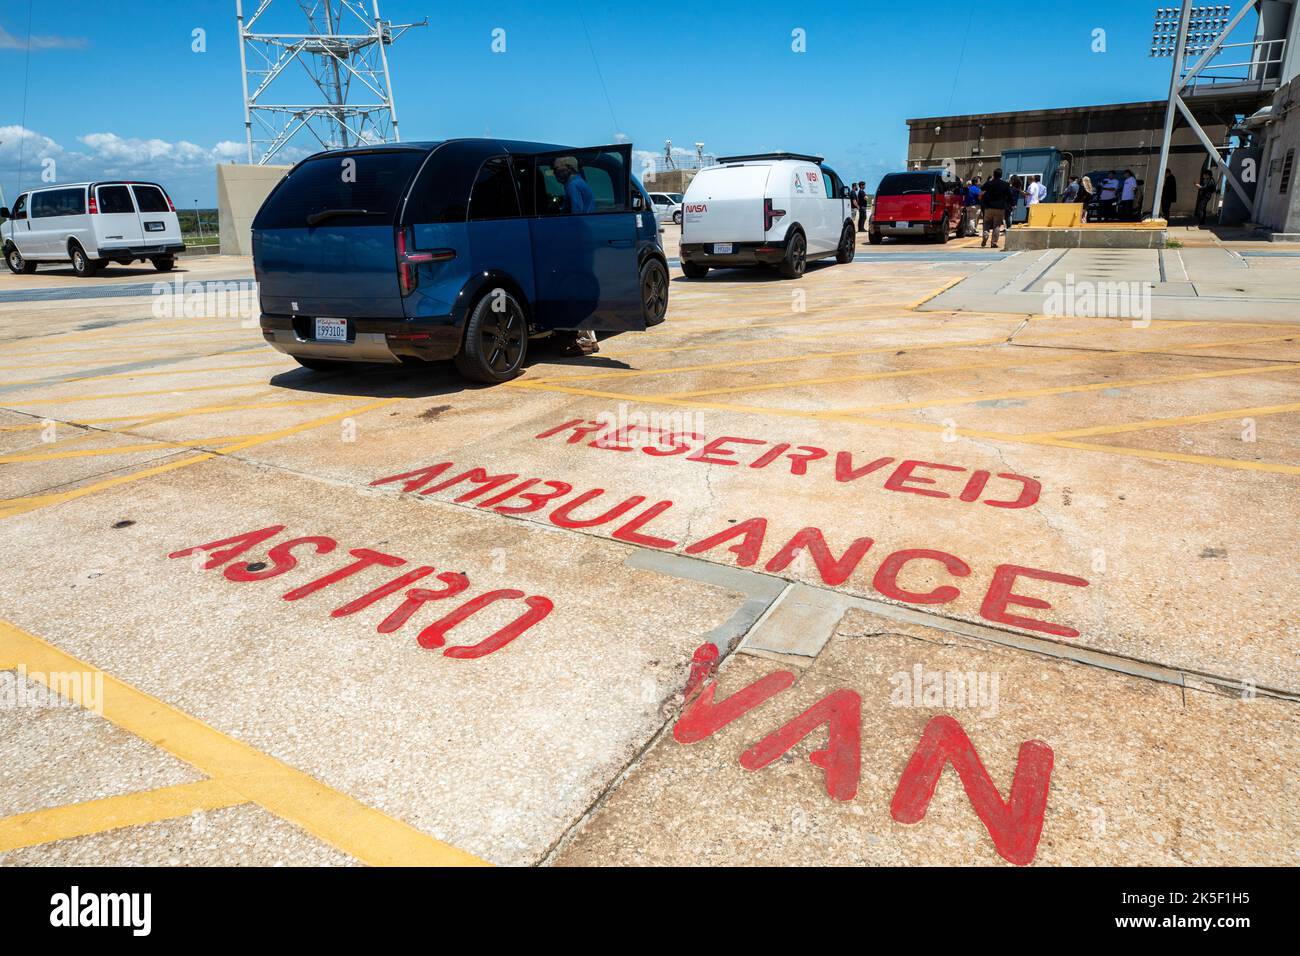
[[555, 156, 596, 215]]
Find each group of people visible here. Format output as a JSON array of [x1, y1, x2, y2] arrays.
[[847, 180, 870, 232], [955, 171, 1049, 248]]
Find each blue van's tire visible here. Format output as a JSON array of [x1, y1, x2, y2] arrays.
[[681, 260, 708, 279], [640, 258, 669, 325], [455, 288, 528, 384], [778, 230, 807, 279], [4, 244, 36, 275]]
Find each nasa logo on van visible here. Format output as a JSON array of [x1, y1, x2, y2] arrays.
[[792, 173, 804, 193]]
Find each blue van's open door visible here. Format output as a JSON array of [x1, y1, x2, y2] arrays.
[[527, 144, 644, 332]]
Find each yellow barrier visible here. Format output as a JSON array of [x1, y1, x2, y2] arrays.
[[1027, 204, 1083, 228]]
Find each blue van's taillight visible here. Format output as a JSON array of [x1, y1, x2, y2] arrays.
[[396, 227, 455, 297]]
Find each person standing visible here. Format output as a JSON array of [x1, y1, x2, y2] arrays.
[[1120, 170, 1139, 219], [965, 176, 982, 236], [1079, 175, 1095, 222], [1160, 169, 1177, 222], [1195, 171, 1216, 226], [1064, 176, 1081, 202], [857, 181, 869, 232], [1099, 171, 1120, 219], [979, 168, 1013, 248]]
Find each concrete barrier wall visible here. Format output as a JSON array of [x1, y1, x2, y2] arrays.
[[216, 163, 291, 256]]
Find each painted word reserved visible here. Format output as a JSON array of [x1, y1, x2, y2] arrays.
[[537, 419, 1042, 510], [168, 526, 553, 659], [371, 461, 1090, 638]]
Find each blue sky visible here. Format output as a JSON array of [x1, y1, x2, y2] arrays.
[[1, 0, 1194, 207]]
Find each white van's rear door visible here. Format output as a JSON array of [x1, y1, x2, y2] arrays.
[[681, 164, 771, 245], [94, 184, 144, 252], [130, 184, 182, 249]]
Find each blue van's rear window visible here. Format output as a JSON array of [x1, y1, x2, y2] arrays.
[[255, 151, 425, 229], [876, 173, 939, 196]]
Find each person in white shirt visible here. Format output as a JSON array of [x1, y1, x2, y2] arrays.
[[1030, 176, 1048, 204], [1120, 170, 1139, 219], [1099, 171, 1120, 219]]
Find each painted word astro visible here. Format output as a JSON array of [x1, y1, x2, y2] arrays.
[[168, 526, 553, 659]]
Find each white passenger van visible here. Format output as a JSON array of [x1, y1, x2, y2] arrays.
[[1, 182, 184, 276], [678, 152, 855, 279]]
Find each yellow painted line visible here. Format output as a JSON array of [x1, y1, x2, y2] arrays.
[[0, 779, 249, 853], [0, 397, 401, 520], [505, 379, 1300, 476], [537, 321, 1287, 388], [0, 621, 485, 865], [654, 354, 1051, 400], [654, 331, 1300, 401], [904, 276, 964, 310], [3, 381, 268, 407], [0, 394, 349, 432], [0, 360, 291, 389], [1024, 401, 1300, 440], [0, 336, 252, 360], [839, 362, 1300, 417], [529, 335, 1015, 385], [0, 433, 268, 464], [1020, 435, 1300, 474], [604, 318, 1024, 359]]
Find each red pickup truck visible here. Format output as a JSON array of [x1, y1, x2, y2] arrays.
[[868, 169, 967, 245]]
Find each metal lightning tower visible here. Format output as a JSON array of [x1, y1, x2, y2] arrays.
[[235, 0, 426, 165]]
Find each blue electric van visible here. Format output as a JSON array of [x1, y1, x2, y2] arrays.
[[253, 139, 669, 383]]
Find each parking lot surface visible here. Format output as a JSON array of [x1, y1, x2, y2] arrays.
[[1, 242, 1296, 866]]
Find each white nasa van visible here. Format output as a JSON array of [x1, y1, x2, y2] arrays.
[[678, 152, 855, 279], [1, 182, 184, 277]]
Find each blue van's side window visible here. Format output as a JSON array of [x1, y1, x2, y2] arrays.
[[468, 157, 522, 221], [535, 150, 629, 216]]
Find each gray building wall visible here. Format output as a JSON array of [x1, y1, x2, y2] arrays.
[[906, 101, 1236, 218], [1253, 77, 1300, 235]]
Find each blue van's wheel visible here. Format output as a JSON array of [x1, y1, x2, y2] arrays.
[[455, 289, 528, 384], [640, 258, 668, 324]]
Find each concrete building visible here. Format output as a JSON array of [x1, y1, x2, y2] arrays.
[[906, 100, 1243, 218], [216, 163, 290, 257], [1251, 76, 1300, 237]]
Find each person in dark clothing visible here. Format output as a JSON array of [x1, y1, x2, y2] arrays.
[[1160, 169, 1177, 222], [978, 169, 1013, 248], [1195, 171, 1216, 226], [857, 181, 869, 232]]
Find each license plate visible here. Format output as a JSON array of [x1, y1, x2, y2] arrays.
[[712, 242, 733, 254], [314, 318, 348, 342], [145, 221, 165, 232], [897, 222, 910, 230]]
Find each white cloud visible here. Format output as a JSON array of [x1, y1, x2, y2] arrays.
[[0, 25, 87, 50], [0, 126, 256, 205]]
